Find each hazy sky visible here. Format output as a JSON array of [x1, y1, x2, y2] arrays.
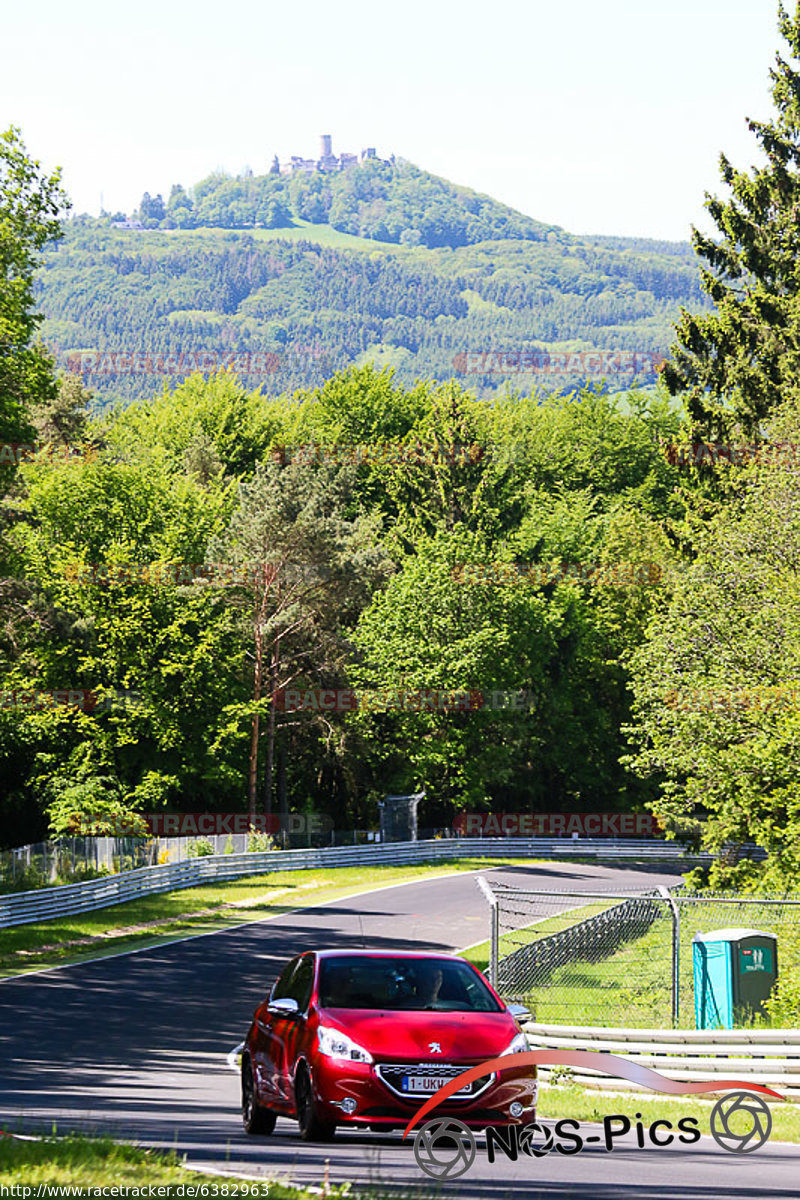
[[3, 0, 785, 241]]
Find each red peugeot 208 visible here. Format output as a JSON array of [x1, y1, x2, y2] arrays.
[[241, 949, 536, 1141]]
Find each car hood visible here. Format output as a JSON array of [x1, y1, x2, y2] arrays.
[[317, 1007, 518, 1060]]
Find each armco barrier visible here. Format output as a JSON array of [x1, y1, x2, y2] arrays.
[[524, 1022, 800, 1097], [0, 837, 715, 929]]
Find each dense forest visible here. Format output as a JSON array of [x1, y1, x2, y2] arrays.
[[0, 361, 685, 848], [34, 164, 707, 405]]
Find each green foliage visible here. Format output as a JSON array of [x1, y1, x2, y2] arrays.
[[155, 157, 560, 247], [348, 508, 669, 815], [246, 828, 277, 852], [765, 925, 800, 1024], [0, 126, 67, 436], [186, 837, 215, 857], [30, 370, 91, 446], [0, 356, 688, 843], [626, 393, 800, 887], [0, 124, 69, 589], [1, 424, 252, 838], [663, 4, 800, 437], [101, 369, 279, 479], [210, 451, 389, 814]]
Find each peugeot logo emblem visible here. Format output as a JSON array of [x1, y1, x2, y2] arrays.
[[429, 1042, 442, 1054]]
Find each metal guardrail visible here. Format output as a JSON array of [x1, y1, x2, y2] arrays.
[[0, 837, 714, 929], [524, 1022, 800, 1097]]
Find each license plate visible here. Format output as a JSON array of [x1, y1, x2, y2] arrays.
[[401, 1075, 468, 1094]]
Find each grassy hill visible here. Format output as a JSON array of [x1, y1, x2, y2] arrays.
[[35, 160, 708, 406]]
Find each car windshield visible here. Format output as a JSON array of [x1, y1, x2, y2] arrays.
[[317, 956, 503, 1012]]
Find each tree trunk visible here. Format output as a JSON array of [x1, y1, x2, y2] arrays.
[[248, 617, 263, 824], [277, 734, 288, 846], [263, 637, 281, 820]]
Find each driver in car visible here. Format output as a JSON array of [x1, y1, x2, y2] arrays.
[[415, 963, 444, 1008]]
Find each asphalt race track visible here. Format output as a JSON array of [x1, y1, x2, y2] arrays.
[[1, 860, 797, 1199]]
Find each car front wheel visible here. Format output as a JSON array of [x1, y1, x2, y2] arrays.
[[295, 1064, 336, 1142], [242, 1059, 277, 1136]]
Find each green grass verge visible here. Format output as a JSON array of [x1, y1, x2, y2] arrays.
[[0, 858, 537, 979], [514, 916, 673, 1026], [539, 1083, 800, 1141], [0, 1134, 343, 1195]]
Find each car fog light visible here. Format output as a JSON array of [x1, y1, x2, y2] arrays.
[[509, 1101, 524, 1118], [341, 1097, 358, 1114]]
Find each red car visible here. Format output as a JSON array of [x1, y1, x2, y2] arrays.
[[241, 949, 537, 1141]]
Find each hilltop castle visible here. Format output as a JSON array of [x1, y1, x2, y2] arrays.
[[277, 135, 391, 176]]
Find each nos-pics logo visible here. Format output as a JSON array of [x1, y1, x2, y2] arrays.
[[403, 1050, 780, 1181]]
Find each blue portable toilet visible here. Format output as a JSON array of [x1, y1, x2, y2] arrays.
[[693, 928, 778, 1029]]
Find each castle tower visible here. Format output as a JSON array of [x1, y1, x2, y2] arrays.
[[320, 134, 333, 160]]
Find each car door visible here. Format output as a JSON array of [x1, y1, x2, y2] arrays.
[[275, 955, 316, 1103], [254, 956, 300, 1106]]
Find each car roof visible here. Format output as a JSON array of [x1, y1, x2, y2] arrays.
[[312, 949, 465, 961]]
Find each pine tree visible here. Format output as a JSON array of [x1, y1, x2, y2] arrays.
[[663, 3, 800, 439]]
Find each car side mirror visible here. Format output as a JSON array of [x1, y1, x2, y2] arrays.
[[268, 997, 300, 1017], [507, 1003, 531, 1024]]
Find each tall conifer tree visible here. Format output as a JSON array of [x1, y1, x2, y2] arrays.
[[663, 4, 800, 438]]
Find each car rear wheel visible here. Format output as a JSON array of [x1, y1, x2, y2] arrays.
[[242, 1059, 277, 1136], [295, 1064, 336, 1142]]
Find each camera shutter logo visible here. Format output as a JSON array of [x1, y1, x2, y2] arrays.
[[518, 1122, 554, 1158], [710, 1092, 773, 1154], [413, 1117, 477, 1180]]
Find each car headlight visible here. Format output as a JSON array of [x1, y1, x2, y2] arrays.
[[500, 1031, 530, 1056], [317, 1025, 374, 1063]]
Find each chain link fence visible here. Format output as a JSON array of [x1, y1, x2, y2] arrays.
[[0, 837, 159, 891], [479, 880, 800, 1028], [0, 828, 461, 892], [0, 830, 330, 892]]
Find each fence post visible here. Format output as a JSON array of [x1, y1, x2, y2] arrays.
[[477, 876, 499, 988], [659, 886, 680, 1026]]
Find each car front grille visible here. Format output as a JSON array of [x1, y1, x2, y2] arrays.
[[375, 1062, 495, 1100]]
